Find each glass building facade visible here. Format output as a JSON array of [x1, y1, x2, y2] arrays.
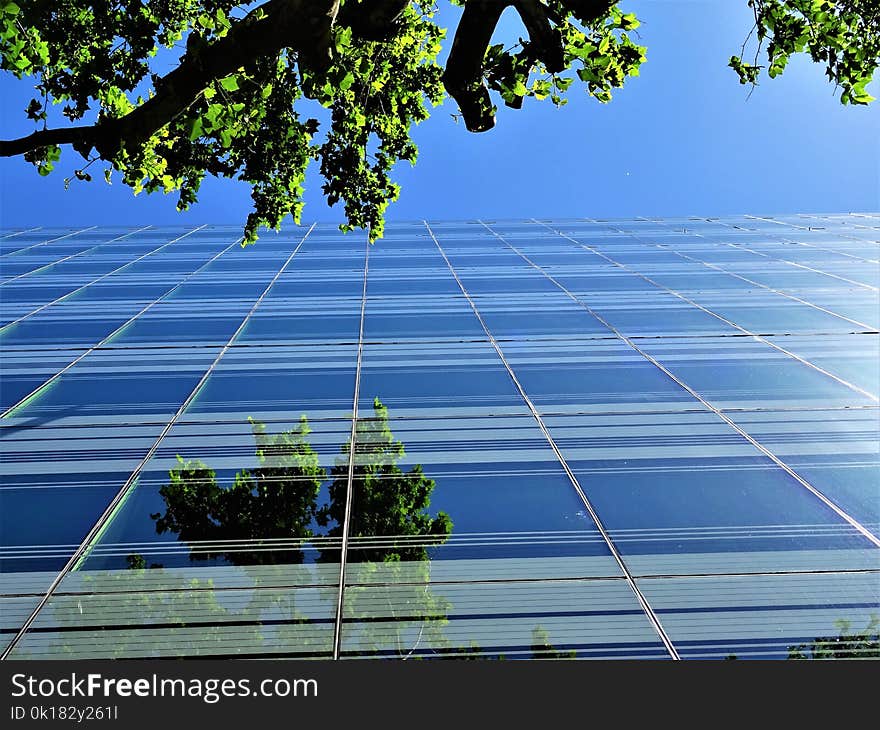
[[0, 214, 878, 660]]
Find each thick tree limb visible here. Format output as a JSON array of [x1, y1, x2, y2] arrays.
[[443, 0, 511, 132], [337, 0, 410, 40], [0, 0, 339, 160], [443, 0, 616, 132], [0, 127, 94, 158], [514, 1, 565, 73]]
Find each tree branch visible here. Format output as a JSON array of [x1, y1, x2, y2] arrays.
[[443, 0, 614, 132], [0, 127, 94, 158], [514, 1, 564, 73], [0, 0, 340, 160], [442, 0, 511, 132], [337, 0, 410, 40]]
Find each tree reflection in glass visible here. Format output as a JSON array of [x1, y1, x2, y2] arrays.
[[150, 414, 326, 567], [146, 397, 458, 658]]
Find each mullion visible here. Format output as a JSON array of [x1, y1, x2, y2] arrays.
[[331, 235, 370, 660]]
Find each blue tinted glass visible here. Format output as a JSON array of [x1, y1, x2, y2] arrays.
[[764, 334, 879, 395], [343, 414, 617, 581], [638, 572, 879, 659], [3, 217, 879, 661], [358, 341, 527, 416], [545, 412, 875, 576], [10, 347, 220, 423], [503, 339, 700, 413], [0, 350, 85, 411], [186, 345, 357, 421], [363, 296, 484, 341], [0, 418, 162, 573], [637, 337, 878, 410], [340, 579, 667, 659], [729, 408, 880, 534]]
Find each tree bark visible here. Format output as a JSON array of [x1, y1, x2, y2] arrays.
[[514, 1, 565, 73], [442, 0, 511, 132]]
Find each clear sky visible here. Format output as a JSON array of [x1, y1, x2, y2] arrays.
[[0, 0, 878, 229]]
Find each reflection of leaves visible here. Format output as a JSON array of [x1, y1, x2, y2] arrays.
[[722, 615, 880, 660], [530, 625, 577, 659], [788, 616, 880, 660], [138, 398, 455, 659], [150, 399, 452, 568], [426, 625, 574, 661], [150, 415, 325, 566], [318, 397, 453, 564], [41, 567, 266, 658]]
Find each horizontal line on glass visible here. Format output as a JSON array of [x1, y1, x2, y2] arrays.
[[4, 329, 877, 357]]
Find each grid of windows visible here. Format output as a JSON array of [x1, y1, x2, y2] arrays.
[[1, 214, 878, 660]]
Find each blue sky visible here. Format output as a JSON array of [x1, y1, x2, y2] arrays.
[[0, 0, 877, 229]]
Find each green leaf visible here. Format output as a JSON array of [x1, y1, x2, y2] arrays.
[[187, 116, 203, 141], [219, 76, 239, 92], [339, 72, 355, 91]]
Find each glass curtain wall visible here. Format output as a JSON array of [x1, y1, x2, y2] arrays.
[[1, 214, 878, 659]]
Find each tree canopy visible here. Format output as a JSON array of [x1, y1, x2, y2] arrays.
[[1, 0, 877, 243]]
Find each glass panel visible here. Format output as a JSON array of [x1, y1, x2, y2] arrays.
[[1, 304, 149, 349], [340, 412, 618, 583], [0, 419, 161, 567], [363, 296, 484, 341], [8, 346, 220, 425], [454, 270, 565, 295], [340, 578, 668, 659], [185, 345, 357, 422], [678, 290, 865, 334], [636, 337, 878, 410], [544, 411, 877, 576], [764, 334, 879, 396], [0, 349, 84, 412], [78, 419, 346, 563], [358, 341, 528, 417], [785, 289, 879, 330], [729, 408, 880, 535], [473, 294, 609, 338], [638, 572, 880, 659], [583, 292, 740, 337], [502, 338, 701, 414], [8, 565, 338, 659]]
